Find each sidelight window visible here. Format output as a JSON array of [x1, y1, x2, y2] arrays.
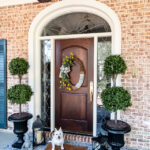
[[41, 40, 51, 127], [97, 37, 111, 105]]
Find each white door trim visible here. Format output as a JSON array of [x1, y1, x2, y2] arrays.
[[39, 33, 112, 40], [93, 36, 98, 136], [28, 0, 121, 136]]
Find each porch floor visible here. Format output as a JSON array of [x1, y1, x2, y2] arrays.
[[0, 130, 47, 150], [0, 131, 16, 149], [0, 131, 137, 150]]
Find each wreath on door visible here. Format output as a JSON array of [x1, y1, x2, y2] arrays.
[[59, 53, 85, 91]]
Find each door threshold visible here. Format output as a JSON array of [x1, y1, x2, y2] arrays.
[[43, 127, 92, 137], [45, 131, 93, 143]]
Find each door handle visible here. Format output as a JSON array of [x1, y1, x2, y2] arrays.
[[90, 81, 94, 102]]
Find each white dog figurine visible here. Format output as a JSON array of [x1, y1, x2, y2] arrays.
[[52, 127, 64, 150], [21, 134, 32, 150]]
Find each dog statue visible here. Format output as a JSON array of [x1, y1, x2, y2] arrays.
[[51, 127, 64, 150], [21, 134, 32, 150]]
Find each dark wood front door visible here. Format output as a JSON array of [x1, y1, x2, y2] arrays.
[[55, 38, 94, 134]]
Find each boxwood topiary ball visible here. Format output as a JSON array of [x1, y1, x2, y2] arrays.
[[9, 57, 29, 76], [101, 87, 131, 112], [104, 55, 127, 77], [7, 84, 33, 104]]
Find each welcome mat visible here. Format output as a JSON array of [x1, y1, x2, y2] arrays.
[[45, 143, 88, 150]]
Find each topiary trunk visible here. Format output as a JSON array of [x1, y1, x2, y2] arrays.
[[115, 112, 117, 124], [113, 74, 117, 124], [19, 75, 22, 114]]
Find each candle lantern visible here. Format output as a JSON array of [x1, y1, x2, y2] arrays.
[[32, 115, 46, 147]]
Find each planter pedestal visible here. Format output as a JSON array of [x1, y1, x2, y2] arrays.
[[8, 113, 32, 149], [102, 120, 131, 150]]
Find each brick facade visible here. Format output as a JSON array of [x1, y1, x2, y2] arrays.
[[0, 0, 150, 149]]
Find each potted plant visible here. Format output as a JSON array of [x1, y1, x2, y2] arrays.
[[101, 55, 132, 150], [7, 57, 33, 149]]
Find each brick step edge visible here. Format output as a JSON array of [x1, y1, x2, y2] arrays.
[[45, 131, 92, 143]]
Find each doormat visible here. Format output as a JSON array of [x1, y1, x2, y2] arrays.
[[45, 143, 88, 150]]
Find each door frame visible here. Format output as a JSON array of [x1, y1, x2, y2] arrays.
[[28, 0, 121, 136], [40, 33, 112, 137]]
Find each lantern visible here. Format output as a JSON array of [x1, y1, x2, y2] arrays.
[[32, 115, 46, 147]]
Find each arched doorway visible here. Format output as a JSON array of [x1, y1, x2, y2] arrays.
[[28, 0, 121, 136]]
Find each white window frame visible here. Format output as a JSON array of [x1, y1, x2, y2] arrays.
[[28, 0, 121, 136]]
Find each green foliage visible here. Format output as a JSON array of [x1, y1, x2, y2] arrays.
[[7, 84, 33, 104], [101, 55, 131, 123], [7, 57, 33, 113], [9, 57, 29, 76], [104, 55, 127, 77], [60, 53, 74, 91], [63, 54, 74, 67], [101, 87, 131, 112]]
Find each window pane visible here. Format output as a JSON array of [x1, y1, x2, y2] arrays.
[[41, 40, 51, 127], [97, 37, 111, 105], [41, 13, 111, 36]]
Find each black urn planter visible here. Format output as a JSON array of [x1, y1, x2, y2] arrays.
[[102, 120, 131, 150], [8, 112, 32, 149]]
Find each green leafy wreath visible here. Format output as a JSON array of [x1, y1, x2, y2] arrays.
[[59, 53, 85, 91]]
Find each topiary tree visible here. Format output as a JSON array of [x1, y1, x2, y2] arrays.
[[104, 55, 127, 87], [8, 57, 29, 83], [101, 55, 131, 124], [7, 57, 33, 114]]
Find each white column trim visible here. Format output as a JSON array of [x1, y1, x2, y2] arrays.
[[93, 36, 98, 136], [39, 33, 112, 40], [51, 39, 55, 132]]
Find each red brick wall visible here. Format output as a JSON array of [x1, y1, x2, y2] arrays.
[[0, 0, 150, 149], [99, 1, 150, 149], [0, 2, 51, 129]]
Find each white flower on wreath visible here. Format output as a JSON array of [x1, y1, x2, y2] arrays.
[[59, 65, 70, 78]]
